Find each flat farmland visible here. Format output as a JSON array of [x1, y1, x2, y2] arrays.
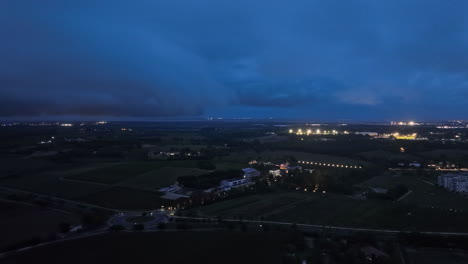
[[196, 192, 311, 218], [118, 167, 212, 190], [361, 172, 468, 210], [65, 160, 201, 185], [0, 172, 108, 199], [0, 200, 80, 251], [75, 187, 171, 210], [196, 191, 468, 232]]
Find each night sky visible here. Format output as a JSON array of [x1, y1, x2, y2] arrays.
[[1, 0, 468, 121]]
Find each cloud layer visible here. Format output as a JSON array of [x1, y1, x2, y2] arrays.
[[1, 0, 468, 120]]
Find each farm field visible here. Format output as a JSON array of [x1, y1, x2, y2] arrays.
[[0, 172, 108, 199], [195, 192, 309, 217], [2, 231, 295, 264], [195, 191, 468, 232], [118, 167, 212, 190], [360, 172, 468, 210], [65, 160, 205, 185], [75, 187, 171, 210], [356, 150, 420, 162], [418, 149, 468, 160], [0, 200, 80, 251]]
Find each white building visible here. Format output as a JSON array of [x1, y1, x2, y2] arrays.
[[220, 178, 254, 191], [409, 162, 421, 168], [242, 168, 261, 178], [269, 169, 282, 177], [438, 174, 468, 192]]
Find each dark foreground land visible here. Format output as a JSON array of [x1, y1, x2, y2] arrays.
[[1, 232, 295, 264]]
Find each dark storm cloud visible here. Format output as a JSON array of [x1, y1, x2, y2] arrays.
[[1, 0, 468, 119]]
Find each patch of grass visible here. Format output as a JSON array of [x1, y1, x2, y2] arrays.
[[197, 192, 309, 218], [66, 160, 202, 185], [119, 167, 212, 190], [197, 191, 468, 232], [361, 172, 468, 210], [0, 172, 108, 199], [76, 187, 170, 210]]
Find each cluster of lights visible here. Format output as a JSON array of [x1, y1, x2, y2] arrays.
[[289, 129, 346, 135], [299, 161, 362, 169], [121, 128, 133, 131], [1, 123, 20, 127], [96, 121, 107, 125], [391, 121, 418, 126], [60, 123, 73, 127], [296, 186, 326, 193], [38, 136, 55, 145], [437, 126, 467, 129], [393, 132, 417, 140]]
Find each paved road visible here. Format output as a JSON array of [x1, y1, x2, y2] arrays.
[[107, 211, 169, 229], [397, 190, 413, 202]]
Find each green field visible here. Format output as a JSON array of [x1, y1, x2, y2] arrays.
[[195, 192, 309, 217], [0, 172, 108, 199], [75, 187, 170, 210], [0, 200, 80, 250], [361, 172, 468, 210], [65, 160, 203, 185], [118, 167, 212, 190], [356, 150, 420, 162], [2, 232, 294, 264], [0, 159, 242, 210], [194, 191, 468, 232]]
